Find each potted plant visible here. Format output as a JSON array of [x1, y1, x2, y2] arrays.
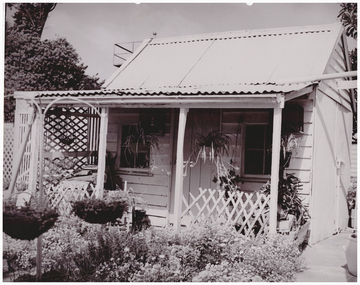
[[261, 174, 310, 244], [3, 194, 59, 240], [124, 124, 160, 156], [195, 130, 231, 163], [345, 231, 357, 276], [72, 194, 128, 224]]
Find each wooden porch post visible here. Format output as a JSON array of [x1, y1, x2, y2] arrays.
[[28, 110, 40, 194], [96, 107, 109, 198], [173, 108, 189, 231], [269, 98, 284, 234]]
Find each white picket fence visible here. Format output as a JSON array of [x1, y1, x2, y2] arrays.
[[182, 188, 270, 237]]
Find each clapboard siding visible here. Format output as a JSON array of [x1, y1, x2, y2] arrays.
[[107, 108, 173, 227], [351, 143, 357, 178]]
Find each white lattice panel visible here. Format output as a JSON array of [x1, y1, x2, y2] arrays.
[[3, 123, 14, 183], [182, 188, 270, 237], [45, 180, 95, 216]]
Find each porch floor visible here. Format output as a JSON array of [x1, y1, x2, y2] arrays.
[[296, 227, 357, 282]]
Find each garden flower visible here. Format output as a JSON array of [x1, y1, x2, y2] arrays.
[[124, 247, 130, 252]]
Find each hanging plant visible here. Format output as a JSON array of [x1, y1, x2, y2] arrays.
[[280, 134, 301, 168], [124, 124, 160, 154], [72, 195, 128, 224], [3, 197, 59, 241], [195, 130, 231, 163]]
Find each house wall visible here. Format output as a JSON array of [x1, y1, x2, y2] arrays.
[[310, 88, 352, 244], [309, 34, 353, 244], [283, 99, 315, 206], [107, 108, 173, 227]]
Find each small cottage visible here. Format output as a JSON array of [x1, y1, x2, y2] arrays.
[[13, 22, 356, 245]]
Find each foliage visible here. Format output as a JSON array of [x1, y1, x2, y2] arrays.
[[124, 124, 160, 154], [192, 261, 263, 282], [338, 3, 357, 39], [347, 178, 357, 211], [72, 196, 128, 224], [3, 198, 59, 240], [195, 130, 231, 162], [213, 162, 241, 193], [4, 4, 103, 122], [261, 174, 310, 227], [3, 218, 305, 282], [8, 3, 57, 37]]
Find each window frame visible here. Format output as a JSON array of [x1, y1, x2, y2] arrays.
[[116, 123, 152, 175], [241, 122, 272, 180]]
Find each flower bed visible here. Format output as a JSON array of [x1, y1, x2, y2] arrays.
[[3, 217, 305, 282]]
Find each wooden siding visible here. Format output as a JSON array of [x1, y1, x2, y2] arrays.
[[107, 108, 173, 227], [284, 99, 314, 205], [351, 143, 357, 178], [311, 89, 352, 244]]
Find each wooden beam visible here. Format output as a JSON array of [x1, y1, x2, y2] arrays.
[[96, 108, 109, 198], [285, 85, 314, 101], [336, 80, 358, 90], [269, 103, 283, 234], [173, 108, 189, 231]]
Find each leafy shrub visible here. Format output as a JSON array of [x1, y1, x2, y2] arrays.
[[192, 261, 264, 282], [3, 218, 304, 282]]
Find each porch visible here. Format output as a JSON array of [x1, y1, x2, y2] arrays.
[[10, 90, 294, 236]]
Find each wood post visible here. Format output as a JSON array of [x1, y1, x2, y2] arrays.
[[8, 108, 35, 195], [173, 108, 189, 231], [269, 103, 283, 234], [96, 108, 109, 198], [28, 111, 40, 194]]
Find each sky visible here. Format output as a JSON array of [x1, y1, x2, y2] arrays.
[[7, 2, 357, 82]]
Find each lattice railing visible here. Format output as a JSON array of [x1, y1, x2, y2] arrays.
[[45, 180, 96, 216], [182, 188, 270, 237], [3, 123, 14, 183]]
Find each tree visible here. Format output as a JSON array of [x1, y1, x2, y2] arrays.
[[8, 3, 57, 37], [4, 4, 104, 122], [338, 3, 357, 137], [338, 3, 357, 40]]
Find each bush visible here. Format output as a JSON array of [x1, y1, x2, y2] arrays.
[[3, 218, 304, 282]]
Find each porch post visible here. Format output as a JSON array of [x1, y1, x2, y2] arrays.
[[96, 107, 109, 198], [28, 110, 40, 194], [269, 97, 284, 234], [173, 108, 189, 231]]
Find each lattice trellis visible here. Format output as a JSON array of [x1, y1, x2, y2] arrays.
[[3, 123, 14, 183], [182, 188, 270, 237], [44, 107, 100, 170], [45, 180, 96, 216]]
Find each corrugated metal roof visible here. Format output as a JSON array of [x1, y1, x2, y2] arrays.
[[104, 22, 343, 94], [30, 83, 310, 98]]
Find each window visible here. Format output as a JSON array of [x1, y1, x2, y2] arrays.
[[120, 125, 150, 169], [243, 124, 272, 175]]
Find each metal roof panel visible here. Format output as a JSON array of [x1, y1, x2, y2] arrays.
[[105, 22, 343, 93]]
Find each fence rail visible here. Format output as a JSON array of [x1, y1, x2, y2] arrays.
[[182, 188, 270, 237]]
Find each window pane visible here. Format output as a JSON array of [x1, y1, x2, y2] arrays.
[[244, 150, 264, 174], [120, 125, 150, 168], [245, 125, 265, 149]]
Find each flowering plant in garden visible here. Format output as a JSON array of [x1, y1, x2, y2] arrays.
[[3, 218, 305, 282]]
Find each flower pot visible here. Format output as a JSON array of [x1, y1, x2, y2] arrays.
[[345, 234, 357, 276], [72, 199, 128, 224], [3, 207, 59, 240]]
